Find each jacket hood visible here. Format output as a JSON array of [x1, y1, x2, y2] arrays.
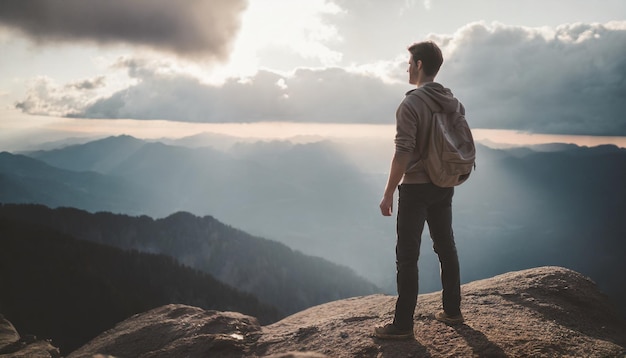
[[407, 82, 458, 113]]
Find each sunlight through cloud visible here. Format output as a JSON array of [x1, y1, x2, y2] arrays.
[[221, 0, 344, 77]]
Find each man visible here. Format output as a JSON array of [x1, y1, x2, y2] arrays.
[[375, 41, 464, 340]]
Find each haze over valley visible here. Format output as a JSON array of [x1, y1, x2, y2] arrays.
[[2, 133, 625, 318]]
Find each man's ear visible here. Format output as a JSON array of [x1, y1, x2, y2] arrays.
[[416, 59, 423, 71]]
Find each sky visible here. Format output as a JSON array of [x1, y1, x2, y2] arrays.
[[1, 0, 625, 150]]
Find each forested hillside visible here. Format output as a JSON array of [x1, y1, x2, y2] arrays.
[[0, 218, 279, 355], [0, 204, 379, 316]]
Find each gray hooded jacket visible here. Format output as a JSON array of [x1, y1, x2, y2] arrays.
[[395, 82, 465, 184]]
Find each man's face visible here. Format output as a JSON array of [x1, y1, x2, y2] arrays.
[[407, 55, 419, 85]]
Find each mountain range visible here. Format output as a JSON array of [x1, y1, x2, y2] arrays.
[[1, 134, 625, 317], [0, 204, 378, 316]]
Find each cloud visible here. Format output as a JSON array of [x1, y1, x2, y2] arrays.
[[68, 59, 404, 123], [14, 76, 97, 117], [13, 20, 626, 136], [0, 0, 247, 59], [67, 77, 107, 91], [436, 21, 626, 135]]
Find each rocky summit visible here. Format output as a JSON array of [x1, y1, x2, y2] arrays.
[[3, 266, 625, 358], [0, 316, 59, 358]]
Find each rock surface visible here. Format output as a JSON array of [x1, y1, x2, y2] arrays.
[[256, 266, 626, 357], [9, 266, 626, 357], [0, 314, 60, 358]]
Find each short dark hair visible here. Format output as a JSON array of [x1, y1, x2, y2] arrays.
[[408, 41, 443, 77]]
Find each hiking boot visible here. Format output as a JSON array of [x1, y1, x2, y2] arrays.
[[373, 323, 413, 340], [435, 311, 464, 325]]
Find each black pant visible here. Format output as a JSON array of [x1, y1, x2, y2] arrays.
[[393, 183, 461, 330]]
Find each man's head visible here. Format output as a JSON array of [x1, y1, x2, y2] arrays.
[[407, 41, 443, 84]]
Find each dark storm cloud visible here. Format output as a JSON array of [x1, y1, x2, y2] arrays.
[[0, 0, 247, 59]]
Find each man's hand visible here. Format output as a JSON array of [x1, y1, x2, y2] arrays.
[[380, 152, 410, 217], [379, 195, 394, 216]]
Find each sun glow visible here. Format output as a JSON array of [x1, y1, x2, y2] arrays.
[[210, 0, 344, 81]]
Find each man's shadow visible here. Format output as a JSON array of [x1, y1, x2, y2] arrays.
[[374, 321, 507, 357], [375, 337, 432, 358], [452, 323, 507, 357]]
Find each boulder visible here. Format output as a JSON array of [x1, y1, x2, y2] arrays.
[[0, 314, 60, 358]]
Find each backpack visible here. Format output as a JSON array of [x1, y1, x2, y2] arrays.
[[413, 91, 476, 187]]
